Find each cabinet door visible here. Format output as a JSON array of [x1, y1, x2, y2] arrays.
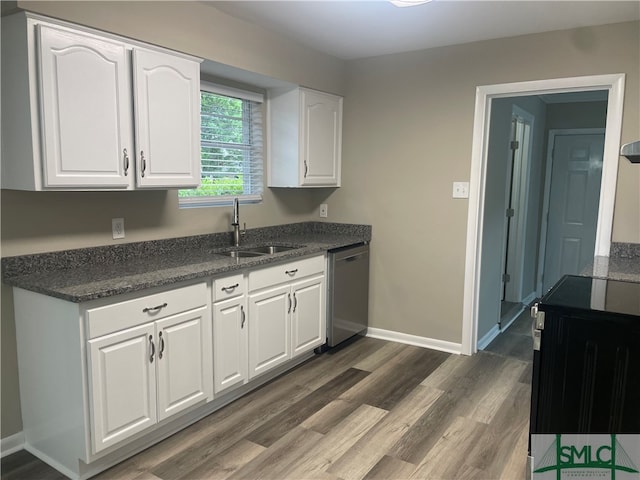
[[133, 49, 200, 188], [155, 307, 210, 422], [300, 89, 342, 187], [213, 296, 248, 394], [248, 285, 291, 379], [88, 323, 156, 454], [291, 275, 326, 356], [37, 25, 133, 188]]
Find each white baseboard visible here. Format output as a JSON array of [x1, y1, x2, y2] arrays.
[[523, 291, 537, 307], [366, 327, 462, 355], [1, 431, 24, 457], [477, 323, 500, 350]]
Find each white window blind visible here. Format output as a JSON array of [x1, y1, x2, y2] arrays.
[[179, 82, 264, 207]]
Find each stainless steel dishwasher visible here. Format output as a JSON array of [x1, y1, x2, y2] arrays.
[[327, 243, 370, 347]]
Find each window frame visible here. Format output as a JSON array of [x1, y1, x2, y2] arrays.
[[179, 81, 264, 208]]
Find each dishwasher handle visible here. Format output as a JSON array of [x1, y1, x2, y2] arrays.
[[332, 244, 369, 263]]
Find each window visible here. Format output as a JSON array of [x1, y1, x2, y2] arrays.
[[179, 82, 264, 207]]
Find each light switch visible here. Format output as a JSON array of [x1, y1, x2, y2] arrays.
[[452, 182, 470, 199]]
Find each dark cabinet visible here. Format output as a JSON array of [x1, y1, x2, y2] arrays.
[[530, 275, 640, 435]]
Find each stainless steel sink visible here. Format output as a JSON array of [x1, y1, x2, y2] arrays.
[[217, 250, 265, 258], [215, 244, 302, 258], [243, 245, 299, 254]]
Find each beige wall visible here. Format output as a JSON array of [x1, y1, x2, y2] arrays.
[[2, 4, 639, 441], [326, 21, 639, 345], [0, 1, 345, 439]]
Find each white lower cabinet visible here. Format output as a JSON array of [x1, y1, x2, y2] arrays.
[[86, 284, 211, 454], [291, 275, 326, 357], [11, 254, 327, 479], [88, 323, 157, 454], [213, 295, 248, 394], [247, 255, 326, 379], [248, 284, 292, 378]]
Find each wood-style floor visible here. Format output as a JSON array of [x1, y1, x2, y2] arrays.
[[1, 324, 532, 480]]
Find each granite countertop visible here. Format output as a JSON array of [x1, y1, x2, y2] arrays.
[[1, 222, 371, 303], [581, 242, 640, 283]]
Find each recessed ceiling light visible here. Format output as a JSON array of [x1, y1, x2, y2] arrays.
[[389, 0, 432, 7]]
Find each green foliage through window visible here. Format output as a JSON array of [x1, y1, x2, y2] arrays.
[[179, 86, 263, 206]]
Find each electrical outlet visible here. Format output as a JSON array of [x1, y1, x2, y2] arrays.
[[112, 218, 125, 239], [452, 181, 470, 199], [319, 204, 328, 218]]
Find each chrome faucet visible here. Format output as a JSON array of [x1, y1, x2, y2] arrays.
[[232, 198, 241, 247]]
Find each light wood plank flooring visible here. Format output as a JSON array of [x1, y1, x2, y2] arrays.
[[1, 335, 532, 480]]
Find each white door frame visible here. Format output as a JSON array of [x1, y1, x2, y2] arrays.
[[462, 73, 625, 355], [537, 128, 606, 296]]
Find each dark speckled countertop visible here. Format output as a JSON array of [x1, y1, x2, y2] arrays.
[[582, 242, 640, 283], [1, 222, 371, 303]]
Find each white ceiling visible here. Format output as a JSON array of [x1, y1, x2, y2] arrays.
[[208, 0, 640, 60]]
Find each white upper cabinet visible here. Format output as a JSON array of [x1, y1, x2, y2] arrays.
[[133, 49, 201, 188], [268, 87, 343, 188], [1, 12, 201, 191], [38, 25, 133, 188]]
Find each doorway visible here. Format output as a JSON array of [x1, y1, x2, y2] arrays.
[[462, 74, 625, 356]]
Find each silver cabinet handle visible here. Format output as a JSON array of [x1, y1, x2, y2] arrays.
[[241, 305, 246, 329], [304, 160, 308, 178], [158, 332, 165, 360], [285, 269, 298, 276], [143, 302, 167, 314], [288, 293, 292, 313], [293, 293, 297, 312], [222, 283, 239, 293], [123, 148, 130, 176], [140, 151, 146, 177], [149, 335, 155, 363]]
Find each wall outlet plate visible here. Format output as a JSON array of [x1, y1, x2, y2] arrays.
[[319, 204, 328, 218], [112, 218, 125, 239], [453, 181, 470, 199]]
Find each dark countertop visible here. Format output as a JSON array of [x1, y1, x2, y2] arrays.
[[1, 222, 371, 303], [581, 243, 640, 283], [541, 275, 640, 318]]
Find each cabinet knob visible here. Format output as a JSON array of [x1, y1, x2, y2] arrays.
[[285, 269, 298, 276], [123, 148, 130, 176], [288, 293, 292, 313], [304, 160, 308, 178], [143, 302, 167, 314], [241, 305, 246, 329], [149, 335, 155, 363], [222, 283, 239, 293], [158, 332, 165, 360], [293, 293, 297, 312], [140, 151, 146, 178]]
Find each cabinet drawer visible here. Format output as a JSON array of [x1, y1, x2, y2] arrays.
[[249, 255, 325, 292], [213, 273, 245, 302], [86, 283, 208, 339]]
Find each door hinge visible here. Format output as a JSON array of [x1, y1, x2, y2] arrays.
[[502, 273, 511, 283], [510, 140, 520, 150], [506, 208, 515, 218]]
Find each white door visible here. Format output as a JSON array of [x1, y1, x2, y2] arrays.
[[300, 89, 342, 186], [291, 275, 325, 356], [248, 285, 291, 379], [155, 308, 208, 421], [543, 133, 604, 293], [133, 49, 201, 188], [37, 25, 133, 188], [88, 323, 156, 454], [213, 296, 248, 394]]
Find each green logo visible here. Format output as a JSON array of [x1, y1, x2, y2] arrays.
[[532, 434, 639, 479]]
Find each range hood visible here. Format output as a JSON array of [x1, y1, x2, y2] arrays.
[[620, 141, 640, 163]]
